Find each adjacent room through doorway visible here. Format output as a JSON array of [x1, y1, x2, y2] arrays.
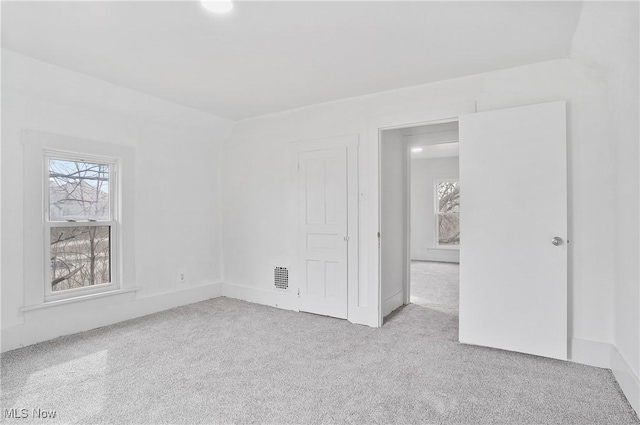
[[409, 123, 460, 314], [380, 120, 460, 319]]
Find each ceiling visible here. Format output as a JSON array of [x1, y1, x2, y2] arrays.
[[401, 121, 459, 159], [411, 142, 459, 160], [2, 1, 583, 120]]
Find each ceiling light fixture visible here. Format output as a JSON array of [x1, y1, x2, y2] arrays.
[[201, 0, 234, 14], [411, 148, 423, 153]]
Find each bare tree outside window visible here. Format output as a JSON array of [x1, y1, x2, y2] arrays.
[[48, 159, 112, 292], [437, 181, 460, 245], [50, 226, 111, 291], [49, 159, 109, 221]]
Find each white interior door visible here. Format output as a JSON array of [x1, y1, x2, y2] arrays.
[[459, 101, 567, 360], [298, 147, 349, 319]]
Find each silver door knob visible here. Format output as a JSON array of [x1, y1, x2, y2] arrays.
[[552, 237, 563, 246]]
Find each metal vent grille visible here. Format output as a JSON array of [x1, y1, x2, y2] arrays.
[[274, 266, 289, 291]]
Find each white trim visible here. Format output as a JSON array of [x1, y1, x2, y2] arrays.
[[569, 338, 612, 369], [566, 339, 638, 413], [367, 102, 477, 328], [46, 281, 119, 302], [380, 129, 412, 314], [222, 281, 299, 312], [382, 290, 404, 317], [434, 240, 460, 251], [21, 287, 139, 311], [44, 220, 114, 228], [404, 142, 412, 305], [611, 346, 640, 414]]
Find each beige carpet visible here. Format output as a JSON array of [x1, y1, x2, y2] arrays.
[[2, 295, 638, 424]]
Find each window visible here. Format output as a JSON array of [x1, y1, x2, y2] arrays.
[[436, 180, 460, 246], [45, 152, 119, 300]]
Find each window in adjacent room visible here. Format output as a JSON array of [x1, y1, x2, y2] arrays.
[[45, 152, 119, 300], [436, 180, 460, 246]]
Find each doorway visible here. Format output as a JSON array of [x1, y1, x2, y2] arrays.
[[377, 101, 568, 361], [380, 120, 460, 319]]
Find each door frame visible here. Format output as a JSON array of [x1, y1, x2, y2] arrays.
[[365, 102, 476, 327], [384, 125, 462, 311], [379, 127, 413, 316], [287, 135, 359, 320]]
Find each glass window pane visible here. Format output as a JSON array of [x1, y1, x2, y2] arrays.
[[50, 226, 111, 292], [437, 181, 460, 213], [438, 213, 460, 245], [49, 159, 110, 221]]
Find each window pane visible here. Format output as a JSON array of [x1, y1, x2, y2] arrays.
[[49, 159, 110, 221], [50, 226, 111, 292], [437, 181, 459, 213], [438, 213, 460, 245]]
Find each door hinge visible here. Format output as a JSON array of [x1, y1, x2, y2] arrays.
[[343, 235, 350, 242], [378, 232, 381, 248]]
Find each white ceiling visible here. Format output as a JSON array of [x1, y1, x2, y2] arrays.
[[411, 142, 459, 160], [2, 1, 583, 120]]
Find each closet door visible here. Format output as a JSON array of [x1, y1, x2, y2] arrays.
[[298, 147, 349, 319]]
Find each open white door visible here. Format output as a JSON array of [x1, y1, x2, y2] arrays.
[[459, 101, 567, 360], [298, 147, 349, 319]]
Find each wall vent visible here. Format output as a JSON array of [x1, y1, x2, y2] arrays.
[[274, 266, 289, 291]]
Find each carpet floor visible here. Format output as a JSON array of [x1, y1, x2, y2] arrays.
[[2, 295, 638, 424], [409, 261, 459, 313]]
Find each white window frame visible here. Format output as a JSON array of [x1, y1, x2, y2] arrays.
[[43, 150, 120, 302], [435, 179, 460, 249]]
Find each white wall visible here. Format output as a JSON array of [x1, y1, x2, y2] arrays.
[[571, 1, 640, 412], [1, 49, 233, 351], [222, 56, 614, 353], [380, 129, 408, 316], [411, 157, 459, 263]]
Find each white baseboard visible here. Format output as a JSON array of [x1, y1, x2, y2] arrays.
[[222, 282, 298, 311], [382, 290, 404, 317], [611, 346, 640, 415], [569, 338, 639, 415], [569, 338, 612, 368], [1, 282, 223, 353]]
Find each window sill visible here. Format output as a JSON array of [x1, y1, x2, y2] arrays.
[[20, 287, 139, 312]]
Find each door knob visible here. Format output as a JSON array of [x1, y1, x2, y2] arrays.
[[551, 237, 563, 246]]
